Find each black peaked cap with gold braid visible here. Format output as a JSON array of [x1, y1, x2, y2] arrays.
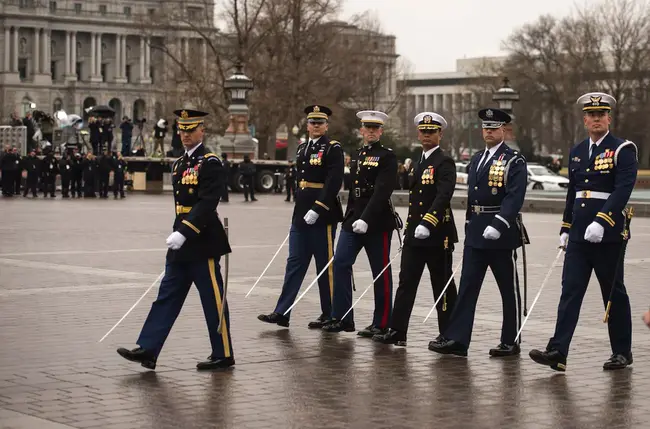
[[304, 105, 332, 122], [174, 109, 209, 131]]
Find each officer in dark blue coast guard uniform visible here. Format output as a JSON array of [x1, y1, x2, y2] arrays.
[[530, 92, 637, 372], [323, 110, 398, 336], [258, 105, 344, 329], [117, 109, 234, 371], [430, 108, 528, 357]]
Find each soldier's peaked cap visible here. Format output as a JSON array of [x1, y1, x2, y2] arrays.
[[356, 110, 388, 126], [478, 108, 511, 129], [174, 109, 209, 131], [577, 92, 616, 112], [414, 112, 447, 130], [304, 105, 332, 122]]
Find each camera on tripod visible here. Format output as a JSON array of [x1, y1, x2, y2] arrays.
[[134, 117, 147, 129]]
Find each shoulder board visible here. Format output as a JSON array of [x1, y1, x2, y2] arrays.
[[330, 140, 340, 145], [203, 153, 221, 162]]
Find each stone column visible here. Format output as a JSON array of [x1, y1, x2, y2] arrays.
[[64, 31, 71, 76], [4, 27, 10, 72], [139, 36, 145, 80], [40, 30, 48, 74], [96, 33, 102, 79], [70, 32, 77, 77], [201, 39, 207, 70], [145, 37, 151, 81], [115, 35, 121, 78], [121, 35, 127, 79], [32, 28, 40, 77], [183, 38, 189, 63], [90, 32, 96, 76]]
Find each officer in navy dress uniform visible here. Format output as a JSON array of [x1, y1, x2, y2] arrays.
[[373, 112, 458, 347], [530, 92, 637, 371], [117, 109, 234, 371], [258, 105, 344, 328], [323, 110, 398, 336], [430, 108, 528, 357]]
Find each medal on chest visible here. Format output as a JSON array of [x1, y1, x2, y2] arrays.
[[421, 166, 435, 184], [594, 149, 614, 171], [181, 165, 199, 185], [362, 156, 379, 167], [310, 150, 324, 165], [488, 154, 506, 193]]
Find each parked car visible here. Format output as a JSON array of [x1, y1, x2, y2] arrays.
[[527, 163, 569, 191], [455, 162, 469, 188]]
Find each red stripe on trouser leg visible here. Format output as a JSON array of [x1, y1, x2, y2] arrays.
[[380, 232, 390, 328]]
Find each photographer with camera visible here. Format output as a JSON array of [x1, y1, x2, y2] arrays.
[[120, 116, 134, 156], [153, 119, 168, 156]]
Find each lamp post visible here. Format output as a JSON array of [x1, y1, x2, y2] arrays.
[[492, 77, 520, 147], [222, 63, 254, 158]]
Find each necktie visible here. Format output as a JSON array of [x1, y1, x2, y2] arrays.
[[589, 143, 594, 158], [477, 150, 490, 172], [305, 140, 313, 155]]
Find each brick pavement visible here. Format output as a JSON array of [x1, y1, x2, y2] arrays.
[[1, 194, 650, 429]]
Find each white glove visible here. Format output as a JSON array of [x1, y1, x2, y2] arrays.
[[352, 219, 368, 234], [482, 226, 501, 240], [166, 231, 187, 250], [559, 232, 569, 248], [584, 222, 604, 243], [414, 225, 430, 239], [304, 210, 319, 225]]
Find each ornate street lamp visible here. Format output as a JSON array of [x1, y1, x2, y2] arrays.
[[223, 62, 254, 114], [492, 77, 519, 116]]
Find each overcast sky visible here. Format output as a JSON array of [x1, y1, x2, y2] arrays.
[[341, 0, 594, 74]]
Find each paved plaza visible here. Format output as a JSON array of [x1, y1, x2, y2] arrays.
[[1, 194, 650, 429]]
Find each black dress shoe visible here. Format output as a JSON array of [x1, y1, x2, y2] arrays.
[[307, 314, 331, 329], [116, 347, 157, 370], [372, 329, 407, 346], [257, 312, 290, 327], [357, 325, 388, 338], [529, 348, 567, 372], [603, 353, 633, 370], [428, 338, 468, 357], [322, 319, 355, 332], [489, 343, 521, 357], [196, 356, 235, 370]]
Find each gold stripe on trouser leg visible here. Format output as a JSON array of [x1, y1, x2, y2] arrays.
[[327, 225, 334, 299], [208, 258, 231, 358]]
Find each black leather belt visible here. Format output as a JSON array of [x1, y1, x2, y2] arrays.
[[471, 205, 501, 214]]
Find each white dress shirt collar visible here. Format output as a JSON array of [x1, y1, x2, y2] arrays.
[[185, 142, 202, 157]]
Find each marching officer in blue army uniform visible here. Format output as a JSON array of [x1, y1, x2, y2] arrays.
[[430, 108, 528, 357], [373, 112, 458, 347], [117, 109, 234, 370], [323, 110, 398, 336], [258, 105, 344, 328], [530, 92, 637, 371]]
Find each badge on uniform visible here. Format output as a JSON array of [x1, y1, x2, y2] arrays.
[[421, 166, 435, 184], [595, 150, 614, 171], [488, 154, 505, 190], [310, 152, 323, 165], [572, 156, 581, 163], [363, 156, 378, 167], [182, 167, 199, 185]]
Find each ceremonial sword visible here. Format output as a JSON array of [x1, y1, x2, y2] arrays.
[[283, 256, 335, 316], [218, 217, 230, 334], [246, 231, 290, 297], [603, 207, 633, 323], [423, 258, 462, 324]]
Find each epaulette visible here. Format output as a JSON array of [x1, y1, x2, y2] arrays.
[[203, 152, 221, 162], [330, 139, 340, 145]]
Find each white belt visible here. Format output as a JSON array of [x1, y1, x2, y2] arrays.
[[576, 190, 610, 200]]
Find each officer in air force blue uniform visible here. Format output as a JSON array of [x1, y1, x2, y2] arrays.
[[530, 92, 637, 371], [257, 105, 344, 328], [117, 109, 234, 371], [430, 108, 528, 357], [323, 110, 398, 336]]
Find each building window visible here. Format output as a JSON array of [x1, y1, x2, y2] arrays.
[[74, 3, 82, 14], [18, 58, 27, 80], [99, 4, 107, 14], [19, 0, 34, 8], [100, 63, 106, 81], [125, 64, 131, 83], [123, 6, 131, 16], [187, 7, 202, 20], [49, 1, 56, 12], [51, 60, 56, 80], [148, 8, 155, 17], [150, 66, 155, 84], [76, 62, 81, 79]]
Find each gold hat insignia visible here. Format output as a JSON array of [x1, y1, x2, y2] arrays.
[[313, 106, 320, 112], [590, 96, 602, 106], [181, 110, 189, 119], [423, 115, 432, 123]]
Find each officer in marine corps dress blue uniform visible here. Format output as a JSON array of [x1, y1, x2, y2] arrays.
[[373, 111, 458, 347], [117, 109, 234, 371], [257, 105, 344, 329], [323, 110, 398, 337], [530, 92, 637, 372], [430, 108, 528, 357]]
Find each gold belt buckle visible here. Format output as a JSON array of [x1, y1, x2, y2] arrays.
[[299, 180, 307, 189], [473, 205, 481, 213], [582, 190, 591, 198]]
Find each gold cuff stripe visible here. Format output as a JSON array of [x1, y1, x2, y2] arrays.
[[423, 214, 438, 226], [182, 219, 201, 234], [597, 212, 615, 227], [208, 258, 231, 358], [315, 200, 330, 211], [561, 222, 571, 228]]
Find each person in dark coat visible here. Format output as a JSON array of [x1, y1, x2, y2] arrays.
[[98, 149, 113, 198], [239, 155, 257, 202], [59, 152, 73, 198], [220, 152, 230, 202], [22, 148, 40, 197], [113, 152, 127, 198], [83, 153, 97, 198], [71, 151, 83, 198], [41, 148, 59, 198]]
